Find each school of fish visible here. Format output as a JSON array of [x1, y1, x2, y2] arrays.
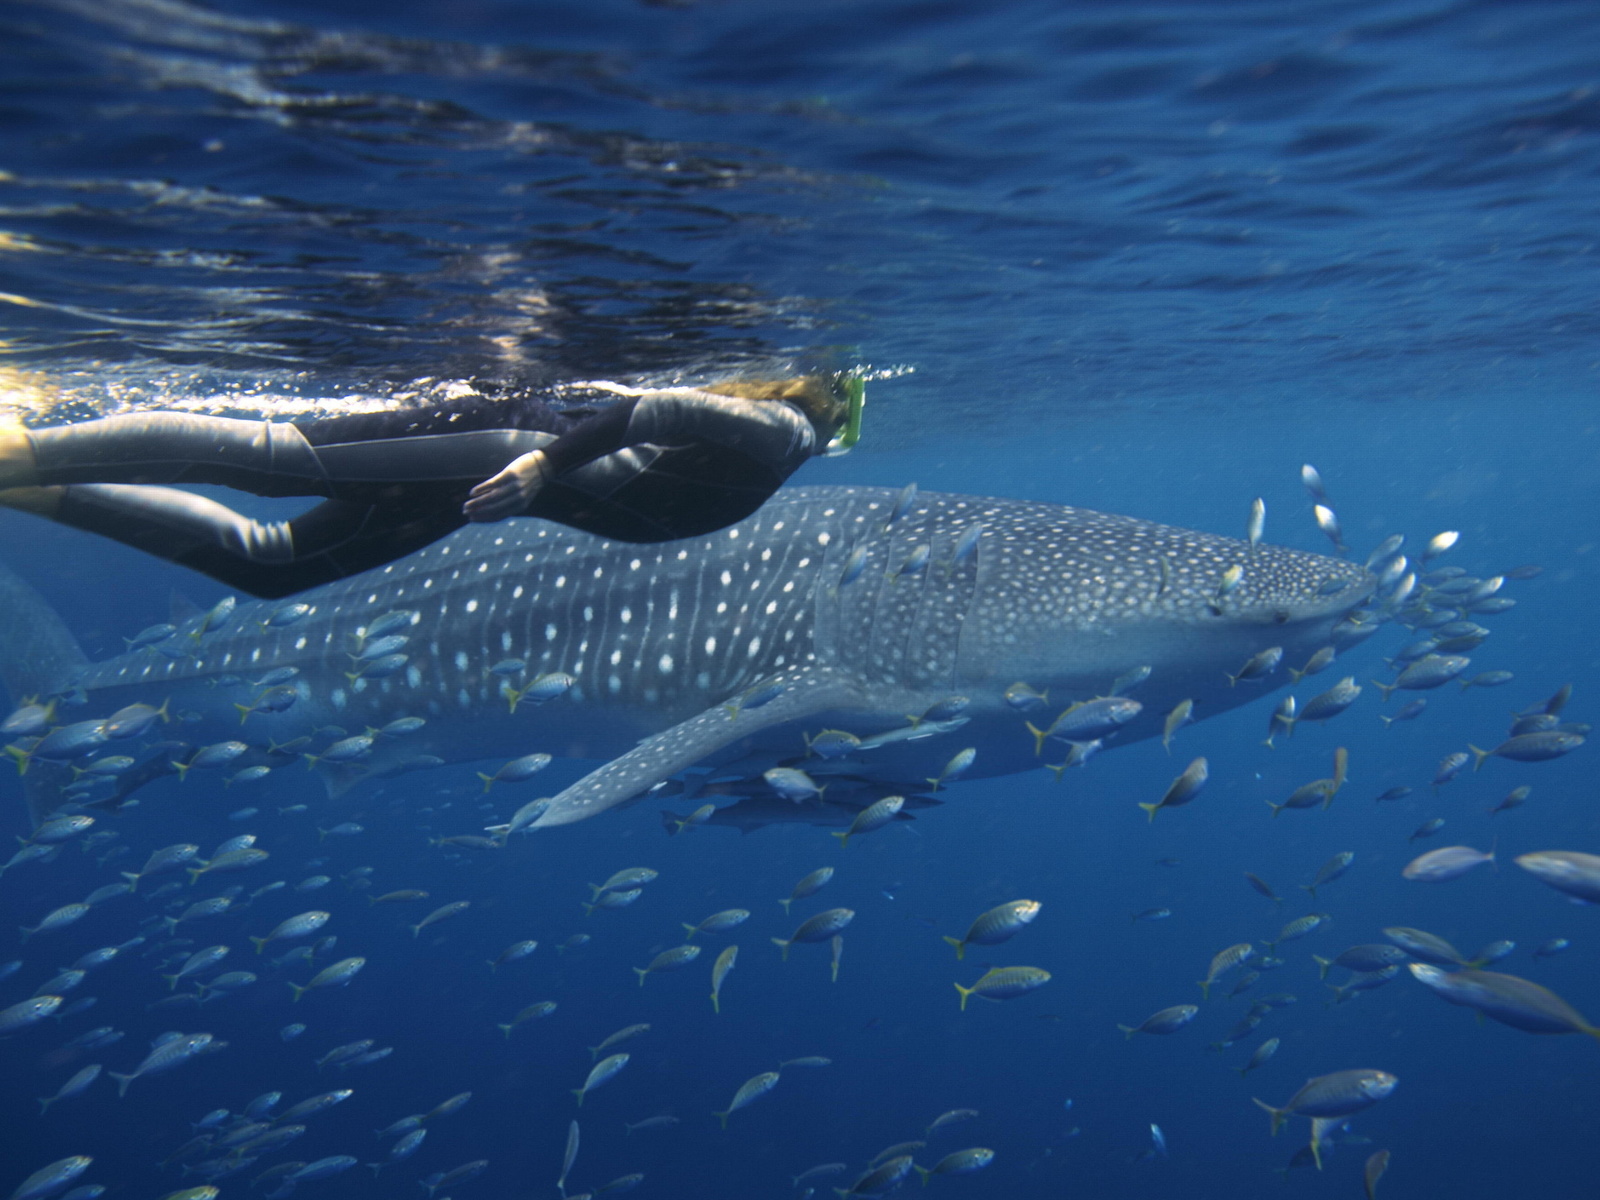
[[0, 467, 1590, 1199]]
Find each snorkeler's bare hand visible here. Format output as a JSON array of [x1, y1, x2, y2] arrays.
[[464, 450, 550, 522]]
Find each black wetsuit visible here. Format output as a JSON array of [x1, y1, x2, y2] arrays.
[[21, 389, 818, 597]]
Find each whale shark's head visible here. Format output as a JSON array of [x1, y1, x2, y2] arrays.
[[955, 502, 1373, 709]]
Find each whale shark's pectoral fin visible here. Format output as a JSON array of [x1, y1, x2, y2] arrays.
[[534, 667, 870, 828]]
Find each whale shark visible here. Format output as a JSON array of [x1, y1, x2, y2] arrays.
[[0, 486, 1373, 830]]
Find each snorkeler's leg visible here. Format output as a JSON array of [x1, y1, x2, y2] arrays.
[[11, 412, 555, 497], [170, 498, 466, 598], [10, 413, 328, 495], [0, 425, 34, 488], [0, 483, 298, 566], [0, 482, 467, 598], [312, 428, 553, 484]]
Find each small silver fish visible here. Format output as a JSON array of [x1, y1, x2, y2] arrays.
[[886, 482, 918, 526], [572, 1054, 629, 1106], [925, 1109, 980, 1136], [590, 868, 659, 897], [951, 523, 984, 566], [779, 867, 833, 913], [1375, 655, 1471, 699], [665, 803, 715, 836], [836, 545, 870, 590], [583, 888, 642, 916], [487, 940, 539, 972], [1139, 757, 1208, 822], [477, 752, 552, 792], [1288, 646, 1336, 683], [1268, 914, 1329, 951], [832, 795, 904, 847], [1408, 819, 1446, 844], [109, 1032, 214, 1096], [1300, 464, 1327, 502], [1198, 943, 1256, 1001], [8, 1157, 93, 1200], [998, 684, 1049, 713], [1162, 699, 1194, 753], [1469, 732, 1585, 769], [1118, 1004, 1198, 1039], [1313, 504, 1346, 553], [926, 748, 976, 791], [952, 966, 1051, 1010], [709, 946, 738, 1014], [1293, 677, 1361, 727], [943, 900, 1042, 960], [287, 956, 365, 1001], [1209, 563, 1245, 614], [1302, 851, 1354, 900], [497, 1001, 557, 1037], [804, 729, 861, 759], [37, 1064, 102, 1114], [20, 903, 91, 941], [772, 909, 855, 959], [1235, 1037, 1280, 1078], [1514, 851, 1600, 904], [1402, 845, 1494, 883], [1253, 1069, 1398, 1135], [763, 767, 825, 803], [410, 901, 470, 936], [633, 945, 700, 985], [1109, 665, 1152, 696], [893, 544, 931, 579], [1408, 964, 1600, 1039], [1421, 531, 1459, 561], [713, 1071, 780, 1128]]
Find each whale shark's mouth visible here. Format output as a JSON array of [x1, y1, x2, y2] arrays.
[[1262, 571, 1375, 626], [1211, 552, 1375, 628]]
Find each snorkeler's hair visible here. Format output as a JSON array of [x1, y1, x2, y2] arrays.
[[702, 375, 849, 441]]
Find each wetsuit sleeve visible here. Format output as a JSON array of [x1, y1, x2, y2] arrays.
[[537, 392, 815, 478], [536, 398, 640, 475]]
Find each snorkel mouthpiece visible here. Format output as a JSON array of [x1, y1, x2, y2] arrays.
[[825, 376, 865, 456]]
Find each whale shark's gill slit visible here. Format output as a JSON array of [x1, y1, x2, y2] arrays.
[[858, 512, 898, 685], [939, 520, 987, 694], [900, 526, 950, 691]]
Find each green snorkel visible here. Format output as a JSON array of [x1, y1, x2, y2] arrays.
[[825, 375, 865, 456]]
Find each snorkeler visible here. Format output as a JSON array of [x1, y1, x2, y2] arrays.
[[0, 374, 864, 598]]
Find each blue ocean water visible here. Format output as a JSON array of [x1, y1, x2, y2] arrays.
[[2, 1, 1598, 1198]]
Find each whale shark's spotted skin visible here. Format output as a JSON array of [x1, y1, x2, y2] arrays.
[[4, 487, 1372, 828]]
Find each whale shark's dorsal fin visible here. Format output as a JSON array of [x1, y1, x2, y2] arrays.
[[535, 666, 869, 828]]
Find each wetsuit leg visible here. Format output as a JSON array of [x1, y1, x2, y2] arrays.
[[310, 429, 556, 487], [174, 498, 468, 598], [15, 415, 560, 594], [25, 411, 559, 497], [37, 483, 466, 599], [26, 413, 329, 495]]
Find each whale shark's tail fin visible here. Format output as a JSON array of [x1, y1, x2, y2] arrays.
[[0, 559, 89, 827]]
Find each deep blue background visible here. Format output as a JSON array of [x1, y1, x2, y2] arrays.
[[1, 1, 1598, 1197]]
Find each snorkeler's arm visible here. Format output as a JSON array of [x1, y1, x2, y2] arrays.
[[464, 392, 813, 522], [463, 400, 637, 522]]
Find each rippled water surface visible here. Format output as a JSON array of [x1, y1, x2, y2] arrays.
[[2, 2, 1598, 1199], [6, 0, 1600, 421]]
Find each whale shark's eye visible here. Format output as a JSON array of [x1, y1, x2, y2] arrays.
[[1273, 609, 1290, 624]]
